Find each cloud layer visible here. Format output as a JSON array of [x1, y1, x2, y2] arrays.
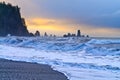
[[0, 0, 120, 37]]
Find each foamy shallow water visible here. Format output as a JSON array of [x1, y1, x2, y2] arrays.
[[0, 37, 120, 80]]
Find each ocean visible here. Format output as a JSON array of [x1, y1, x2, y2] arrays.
[[0, 37, 120, 80]]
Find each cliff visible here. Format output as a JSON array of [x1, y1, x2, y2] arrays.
[[0, 2, 29, 36]]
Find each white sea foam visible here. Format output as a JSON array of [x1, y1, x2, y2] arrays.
[[0, 37, 120, 80]]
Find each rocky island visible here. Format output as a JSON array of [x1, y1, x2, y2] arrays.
[[0, 2, 69, 80], [0, 2, 29, 36]]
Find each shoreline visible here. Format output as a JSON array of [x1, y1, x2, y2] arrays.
[[0, 58, 69, 80]]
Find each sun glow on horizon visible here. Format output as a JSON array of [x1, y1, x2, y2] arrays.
[[26, 18, 77, 36], [26, 18, 120, 37], [0, 0, 120, 37]]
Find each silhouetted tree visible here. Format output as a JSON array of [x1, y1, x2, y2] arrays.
[[2, 1, 5, 4]]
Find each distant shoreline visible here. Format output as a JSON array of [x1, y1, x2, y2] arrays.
[[0, 58, 68, 80]]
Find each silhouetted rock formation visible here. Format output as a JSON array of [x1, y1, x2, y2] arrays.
[[86, 35, 89, 37], [77, 30, 81, 37], [0, 2, 29, 36], [29, 33, 34, 37], [53, 35, 56, 37], [44, 32, 48, 37], [63, 33, 76, 37], [63, 30, 90, 38], [63, 34, 67, 37], [35, 31, 40, 36]]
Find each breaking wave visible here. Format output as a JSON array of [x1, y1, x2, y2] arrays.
[[0, 37, 120, 56], [0, 37, 120, 80]]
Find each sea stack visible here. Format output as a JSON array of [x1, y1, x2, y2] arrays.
[[35, 30, 40, 36], [0, 2, 29, 36], [77, 30, 81, 37]]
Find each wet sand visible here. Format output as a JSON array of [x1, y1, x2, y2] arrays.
[[0, 59, 68, 80]]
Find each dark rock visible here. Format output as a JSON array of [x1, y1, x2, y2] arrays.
[[29, 33, 34, 37], [71, 34, 76, 37], [0, 2, 29, 36], [44, 32, 48, 37], [77, 30, 81, 37], [35, 30, 40, 36], [53, 35, 56, 37], [86, 35, 89, 37], [63, 34, 67, 37]]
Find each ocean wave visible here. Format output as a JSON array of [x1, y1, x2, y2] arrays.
[[0, 37, 120, 56]]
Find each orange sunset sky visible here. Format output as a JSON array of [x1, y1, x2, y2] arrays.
[[0, 0, 120, 37]]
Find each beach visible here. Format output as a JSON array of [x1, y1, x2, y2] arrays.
[[0, 58, 68, 80], [0, 37, 120, 80]]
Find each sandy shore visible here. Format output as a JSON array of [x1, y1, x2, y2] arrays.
[[0, 59, 68, 80]]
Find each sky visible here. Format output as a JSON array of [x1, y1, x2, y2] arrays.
[[0, 0, 120, 37]]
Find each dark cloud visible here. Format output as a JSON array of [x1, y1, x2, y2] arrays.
[[30, 0, 120, 28], [2, 0, 120, 28], [74, 16, 120, 28], [1, 0, 120, 29]]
